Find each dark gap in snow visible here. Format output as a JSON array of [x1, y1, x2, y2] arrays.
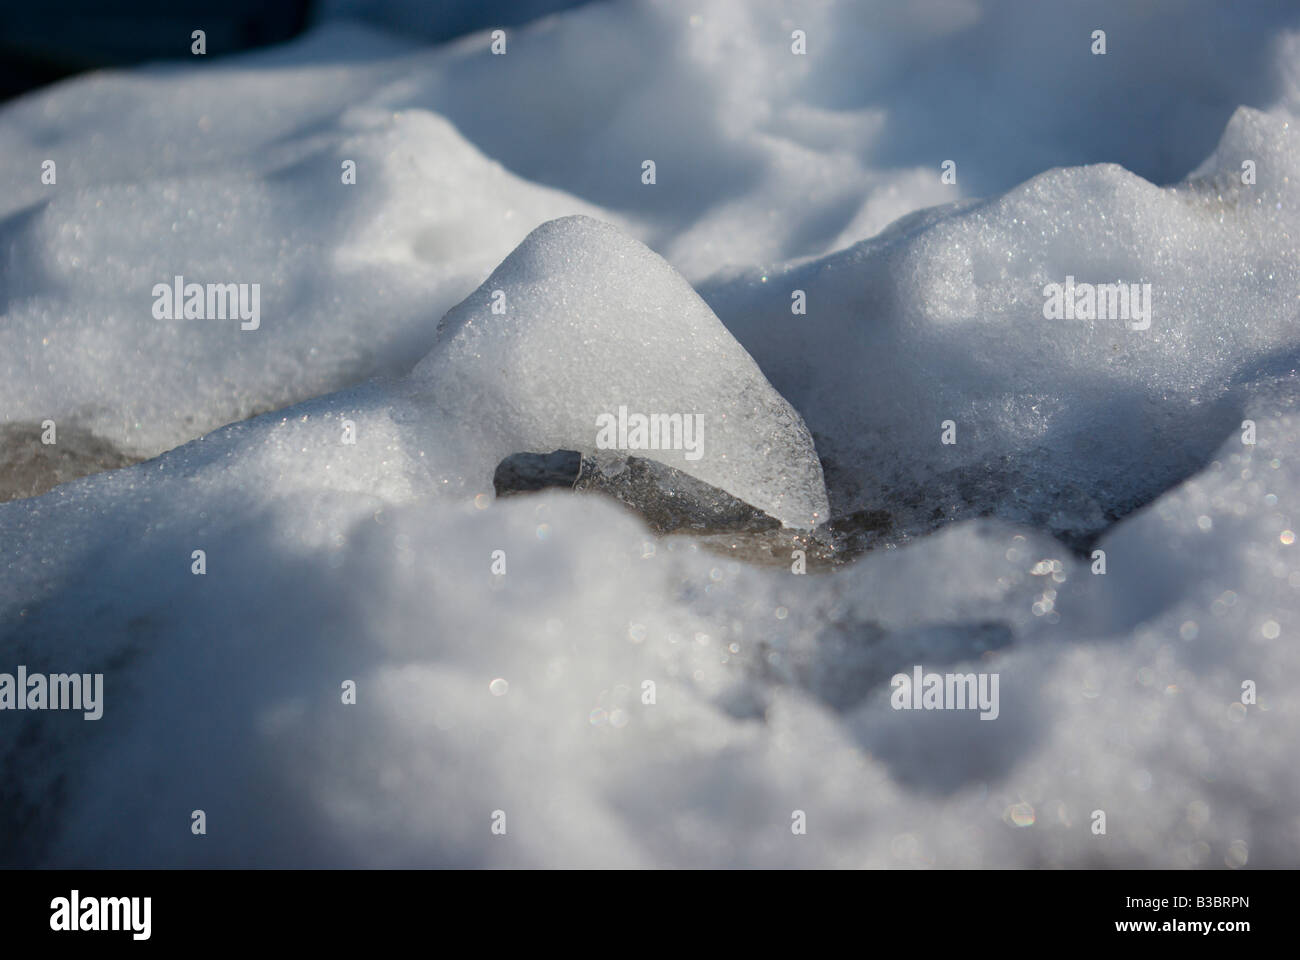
[[573, 455, 783, 536], [494, 449, 786, 538], [0, 422, 142, 504], [475, 389, 1243, 568], [492, 449, 581, 495]]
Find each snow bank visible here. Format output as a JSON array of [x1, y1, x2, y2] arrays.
[[6, 0, 1296, 466], [0, 37, 606, 462], [704, 106, 1300, 545]]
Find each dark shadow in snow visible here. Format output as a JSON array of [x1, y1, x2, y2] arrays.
[[847, 656, 1050, 796], [808, 0, 1300, 196], [0, 201, 55, 313], [0, 451, 483, 866], [718, 612, 1048, 796]]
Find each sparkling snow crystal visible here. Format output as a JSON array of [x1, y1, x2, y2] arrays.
[[2, 0, 1300, 870]]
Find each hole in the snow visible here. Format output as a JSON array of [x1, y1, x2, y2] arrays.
[[494, 448, 786, 535], [493, 449, 582, 495], [493, 449, 865, 568]]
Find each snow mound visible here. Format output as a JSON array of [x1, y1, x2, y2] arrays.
[[703, 106, 1300, 546], [0, 103, 603, 464], [412, 216, 830, 529]]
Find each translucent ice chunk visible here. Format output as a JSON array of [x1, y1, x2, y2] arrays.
[[412, 216, 830, 529]]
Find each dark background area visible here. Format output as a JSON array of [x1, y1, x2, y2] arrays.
[[0, 0, 592, 103]]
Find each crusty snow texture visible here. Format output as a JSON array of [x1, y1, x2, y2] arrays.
[[2, 0, 1299, 867]]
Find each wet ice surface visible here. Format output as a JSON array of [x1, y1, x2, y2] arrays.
[[2, 0, 1300, 867]]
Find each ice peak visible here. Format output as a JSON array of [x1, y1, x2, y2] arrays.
[[414, 216, 830, 529]]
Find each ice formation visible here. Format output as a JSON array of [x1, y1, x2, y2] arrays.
[[411, 215, 829, 529], [2, 0, 1300, 868]]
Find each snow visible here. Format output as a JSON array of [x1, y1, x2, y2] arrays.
[[2, 0, 1300, 867], [704, 106, 1300, 546], [0, 88, 609, 459]]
